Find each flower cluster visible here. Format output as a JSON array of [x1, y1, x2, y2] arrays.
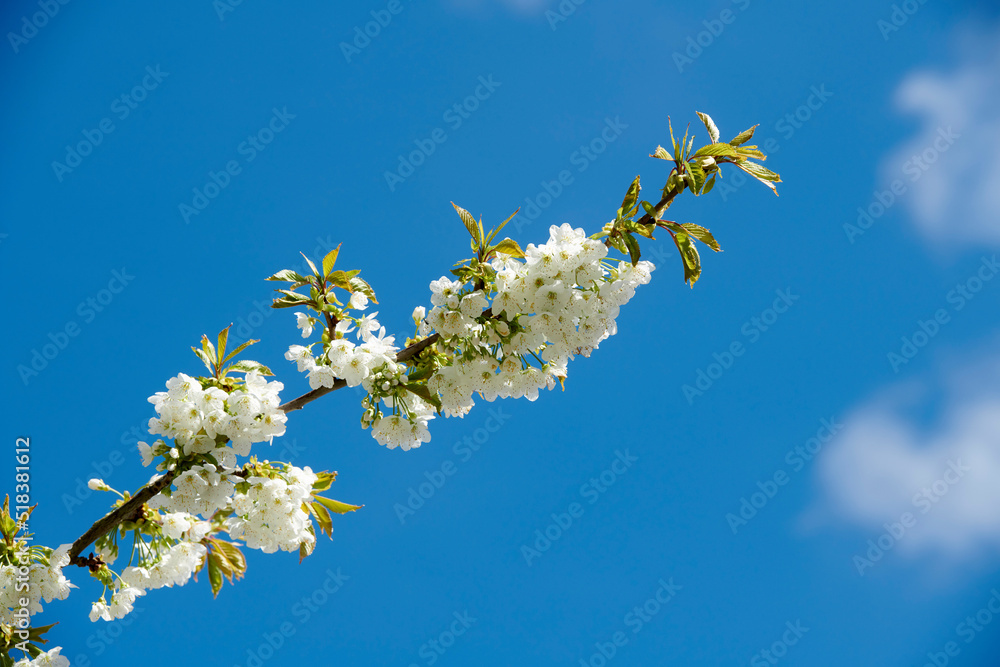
[[283, 222, 654, 453], [285, 314, 400, 391], [0, 545, 74, 626], [13, 647, 70, 667], [90, 540, 209, 621], [423, 224, 653, 420], [225, 465, 318, 554], [150, 464, 239, 516], [145, 370, 287, 464]]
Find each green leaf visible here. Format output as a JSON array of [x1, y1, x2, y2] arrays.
[[299, 252, 320, 278], [348, 277, 378, 304], [191, 347, 215, 373], [736, 161, 781, 195], [623, 232, 641, 266], [738, 160, 781, 182], [266, 269, 307, 283], [696, 111, 720, 143], [309, 500, 334, 538], [311, 471, 337, 492], [693, 143, 739, 158], [492, 238, 525, 259], [486, 208, 520, 245], [221, 338, 259, 366], [627, 220, 656, 240], [201, 335, 217, 366], [207, 552, 224, 598], [650, 145, 671, 160], [328, 270, 351, 291], [404, 382, 442, 409], [451, 203, 481, 249], [216, 326, 230, 362], [618, 175, 641, 218], [276, 289, 310, 303], [735, 145, 766, 160], [703, 174, 717, 195], [669, 117, 681, 162], [0, 499, 16, 541], [299, 524, 316, 562], [322, 244, 342, 278], [686, 162, 706, 195], [313, 495, 363, 515], [729, 125, 758, 146], [272, 298, 306, 309], [225, 360, 274, 376], [213, 539, 246, 577], [680, 223, 721, 252], [672, 231, 702, 287]]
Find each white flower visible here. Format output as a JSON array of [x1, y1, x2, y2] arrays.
[[412, 305, 426, 324], [295, 312, 315, 338], [160, 512, 193, 539], [356, 312, 381, 342], [14, 647, 70, 667], [225, 467, 317, 553], [90, 599, 112, 622], [348, 292, 369, 310], [87, 478, 107, 491], [285, 345, 314, 372], [429, 277, 464, 307], [137, 441, 154, 467]]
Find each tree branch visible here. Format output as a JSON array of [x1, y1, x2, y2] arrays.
[[68, 471, 176, 565], [67, 184, 685, 565], [68, 330, 449, 564]]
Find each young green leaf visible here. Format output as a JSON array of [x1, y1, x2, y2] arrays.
[[729, 125, 758, 146], [624, 232, 641, 266], [672, 231, 702, 287], [191, 346, 215, 374], [221, 338, 259, 366], [696, 111, 720, 144], [486, 208, 520, 245], [451, 203, 481, 249], [201, 335, 217, 366], [492, 238, 526, 259], [313, 495, 363, 514], [680, 223, 721, 251], [693, 143, 739, 158], [322, 244, 342, 278], [651, 145, 671, 160], [266, 269, 307, 283], [216, 326, 230, 362], [225, 360, 274, 376], [618, 175, 641, 218], [348, 276, 378, 304], [299, 252, 320, 278], [299, 525, 317, 562]]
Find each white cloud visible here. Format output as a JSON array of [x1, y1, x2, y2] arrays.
[[881, 23, 1000, 250], [810, 350, 1000, 561]]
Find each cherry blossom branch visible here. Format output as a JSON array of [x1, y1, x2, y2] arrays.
[[67, 330, 448, 565], [64, 157, 717, 569], [68, 471, 176, 566]]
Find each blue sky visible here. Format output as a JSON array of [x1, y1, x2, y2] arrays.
[[4, 0, 1000, 665]]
